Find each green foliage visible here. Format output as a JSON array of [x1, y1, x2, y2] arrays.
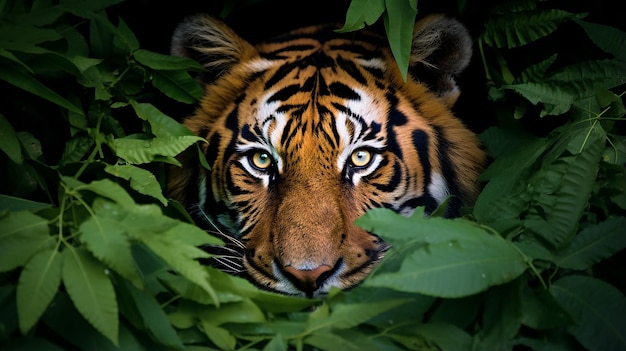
[[337, 0, 417, 81], [0, 0, 624, 351]]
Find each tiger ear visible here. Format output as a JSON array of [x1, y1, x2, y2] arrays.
[[170, 14, 258, 83], [408, 14, 473, 106]]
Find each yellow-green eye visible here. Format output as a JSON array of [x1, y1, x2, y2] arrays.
[[251, 151, 273, 170], [350, 149, 372, 168]]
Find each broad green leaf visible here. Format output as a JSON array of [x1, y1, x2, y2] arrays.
[[133, 227, 218, 305], [42, 292, 140, 351], [59, 134, 94, 165], [307, 299, 409, 331], [517, 54, 557, 84], [475, 280, 523, 350], [504, 82, 575, 117], [199, 322, 236, 351], [0, 211, 51, 272], [305, 332, 362, 351], [0, 114, 22, 164], [198, 298, 266, 326], [482, 9, 582, 49], [264, 334, 288, 351], [336, 0, 385, 32], [0, 194, 51, 212], [62, 176, 137, 210], [0, 24, 62, 50], [129, 101, 196, 138], [0, 63, 83, 115], [133, 49, 205, 71], [411, 322, 473, 351], [112, 17, 139, 53], [358, 209, 528, 297], [151, 69, 204, 104], [521, 286, 571, 330], [105, 164, 168, 205], [123, 281, 184, 349], [382, 0, 416, 81], [549, 59, 626, 98], [551, 275, 626, 351], [62, 248, 119, 345], [576, 19, 626, 61], [112, 135, 204, 164], [524, 129, 605, 248], [17, 248, 62, 333], [79, 212, 143, 289], [554, 217, 626, 269]]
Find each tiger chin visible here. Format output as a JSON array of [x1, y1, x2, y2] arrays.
[[166, 13, 485, 298]]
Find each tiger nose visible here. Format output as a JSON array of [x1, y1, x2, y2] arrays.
[[282, 264, 333, 294]]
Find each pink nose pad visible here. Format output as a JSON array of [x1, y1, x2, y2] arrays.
[[283, 265, 333, 293]]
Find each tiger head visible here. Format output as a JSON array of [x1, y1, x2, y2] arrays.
[[167, 14, 485, 298]]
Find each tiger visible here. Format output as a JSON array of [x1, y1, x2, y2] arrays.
[[166, 13, 485, 298]]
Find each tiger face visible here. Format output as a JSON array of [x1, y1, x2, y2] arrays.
[[167, 14, 485, 298]]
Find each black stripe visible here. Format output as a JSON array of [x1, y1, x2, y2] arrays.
[[434, 126, 461, 218], [413, 130, 431, 186], [336, 56, 367, 85], [329, 82, 360, 100]]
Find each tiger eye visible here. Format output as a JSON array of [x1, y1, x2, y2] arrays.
[[251, 151, 272, 169], [350, 149, 372, 168]]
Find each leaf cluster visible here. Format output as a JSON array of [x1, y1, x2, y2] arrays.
[[0, 0, 625, 350]]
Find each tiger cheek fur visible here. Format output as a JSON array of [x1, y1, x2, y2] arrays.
[[167, 14, 485, 297]]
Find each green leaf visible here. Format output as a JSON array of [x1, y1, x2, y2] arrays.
[[59, 134, 94, 166], [133, 225, 218, 305], [105, 164, 168, 205], [382, 0, 416, 81], [358, 209, 528, 297], [62, 248, 119, 345], [17, 248, 63, 334], [305, 332, 362, 351], [549, 60, 626, 99], [112, 135, 204, 165], [0, 194, 51, 212], [133, 49, 205, 71], [521, 286, 571, 330], [0, 211, 51, 272], [482, 9, 582, 49], [0, 114, 22, 164], [42, 292, 140, 351], [412, 322, 473, 351], [151, 69, 204, 104], [576, 19, 626, 61], [198, 298, 266, 326], [554, 217, 626, 269], [263, 334, 288, 351], [123, 281, 184, 349], [79, 208, 144, 289], [113, 17, 139, 52], [504, 82, 576, 117], [524, 128, 605, 248], [551, 275, 626, 351], [0, 63, 84, 115], [199, 322, 237, 351], [63, 176, 137, 210], [336, 0, 385, 32], [307, 299, 409, 331], [129, 101, 196, 138], [475, 280, 523, 350], [0, 24, 62, 50]]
